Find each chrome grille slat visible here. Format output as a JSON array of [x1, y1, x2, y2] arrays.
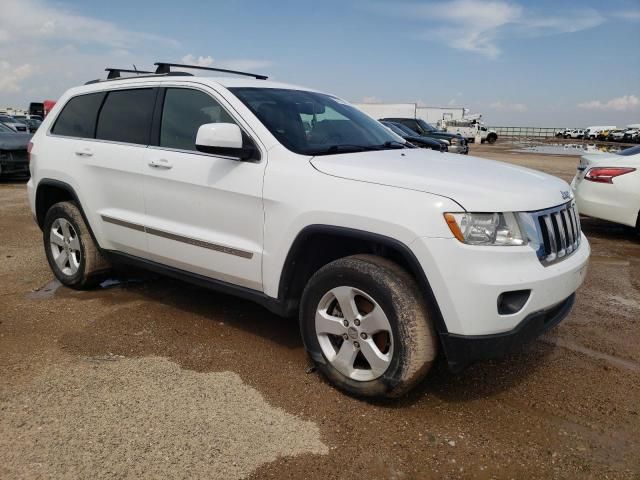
[[554, 212, 567, 257], [542, 215, 557, 261], [563, 209, 574, 254], [528, 201, 581, 266]]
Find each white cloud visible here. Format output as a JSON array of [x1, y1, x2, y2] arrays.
[[372, 1, 605, 58], [0, 0, 178, 51], [577, 95, 640, 111], [180, 54, 272, 73], [181, 55, 215, 67], [0, 0, 273, 106], [489, 101, 528, 112], [611, 10, 640, 21], [0, 62, 35, 93]]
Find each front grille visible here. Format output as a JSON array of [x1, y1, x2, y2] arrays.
[[528, 202, 581, 265]]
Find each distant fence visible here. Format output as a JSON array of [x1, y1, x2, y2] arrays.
[[488, 127, 568, 138]]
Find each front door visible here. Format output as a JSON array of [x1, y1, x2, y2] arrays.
[[143, 86, 265, 291]]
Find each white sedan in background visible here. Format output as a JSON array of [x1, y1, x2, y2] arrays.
[[572, 145, 640, 232]]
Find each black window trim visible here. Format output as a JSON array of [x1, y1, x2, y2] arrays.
[[148, 84, 262, 162]]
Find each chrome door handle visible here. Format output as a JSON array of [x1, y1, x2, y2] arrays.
[[148, 159, 173, 169], [74, 149, 93, 157]]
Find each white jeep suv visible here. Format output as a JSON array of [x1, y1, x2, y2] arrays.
[[27, 63, 590, 398]]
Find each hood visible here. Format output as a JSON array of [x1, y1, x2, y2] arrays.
[[428, 131, 458, 139], [311, 148, 572, 212], [0, 132, 32, 150]]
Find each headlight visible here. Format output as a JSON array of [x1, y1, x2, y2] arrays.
[[444, 212, 527, 246], [449, 137, 458, 145]]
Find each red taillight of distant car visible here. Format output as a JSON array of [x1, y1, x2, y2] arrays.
[[584, 167, 636, 184], [27, 141, 33, 163]]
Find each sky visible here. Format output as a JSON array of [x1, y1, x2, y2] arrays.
[[1, 0, 639, 127]]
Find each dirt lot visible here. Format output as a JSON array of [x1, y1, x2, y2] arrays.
[[1, 143, 639, 479]]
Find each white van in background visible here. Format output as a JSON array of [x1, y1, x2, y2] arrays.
[[585, 126, 616, 140]]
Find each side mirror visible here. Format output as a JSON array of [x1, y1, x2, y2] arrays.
[[195, 123, 259, 161]]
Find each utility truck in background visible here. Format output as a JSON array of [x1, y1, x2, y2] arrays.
[[440, 116, 498, 144]]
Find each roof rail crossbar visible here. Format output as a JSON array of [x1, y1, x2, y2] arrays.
[[105, 67, 154, 79], [154, 62, 268, 80]]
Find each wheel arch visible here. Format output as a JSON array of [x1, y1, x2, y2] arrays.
[[277, 225, 448, 334], [35, 179, 100, 246]]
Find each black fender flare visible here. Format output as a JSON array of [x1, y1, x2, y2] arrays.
[[35, 178, 101, 247], [277, 224, 449, 334]]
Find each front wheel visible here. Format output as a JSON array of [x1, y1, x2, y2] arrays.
[[300, 255, 437, 398]]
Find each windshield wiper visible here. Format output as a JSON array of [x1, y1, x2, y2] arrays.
[[308, 144, 383, 156], [308, 141, 408, 156]]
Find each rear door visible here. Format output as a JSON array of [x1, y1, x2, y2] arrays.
[[142, 85, 265, 290], [48, 87, 157, 257]]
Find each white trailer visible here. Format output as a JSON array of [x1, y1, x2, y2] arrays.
[[416, 106, 466, 124], [353, 103, 416, 120]]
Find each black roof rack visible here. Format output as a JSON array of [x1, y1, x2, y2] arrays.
[[85, 69, 193, 85], [105, 67, 153, 79], [154, 62, 268, 80]]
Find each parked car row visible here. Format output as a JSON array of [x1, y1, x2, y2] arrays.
[[380, 121, 448, 152], [0, 113, 42, 134], [556, 126, 640, 143], [379, 117, 469, 154]]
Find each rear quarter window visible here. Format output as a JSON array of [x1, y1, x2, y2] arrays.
[[51, 92, 106, 138], [96, 89, 156, 145]]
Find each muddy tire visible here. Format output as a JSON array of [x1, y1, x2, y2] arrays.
[[43, 201, 110, 289], [487, 133, 497, 144], [300, 254, 437, 399]]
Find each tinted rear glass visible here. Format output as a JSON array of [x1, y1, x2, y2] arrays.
[[51, 92, 105, 138], [96, 89, 155, 145]]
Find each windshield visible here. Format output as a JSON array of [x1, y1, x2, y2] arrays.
[[0, 123, 14, 133], [230, 88, 404, 155], [394, 122, 421, 137], [381, 121, 408, 137], [416, 119, 437, 132]]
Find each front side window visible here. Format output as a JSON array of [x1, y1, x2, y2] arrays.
[[160, 88, 236, 151], [51, 92, 105, 138], [229, 88, 403, 155], [96, 88, 155, 145]]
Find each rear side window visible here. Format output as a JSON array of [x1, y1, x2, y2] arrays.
[[160, 88, 236, 151], [51, 92, 105, 138], [96, 89, 155, 145]]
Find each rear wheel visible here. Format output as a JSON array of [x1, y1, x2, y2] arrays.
[[43, 201, 111, 289], [300, 255, 437, 398], [487, 133, 497, 144]]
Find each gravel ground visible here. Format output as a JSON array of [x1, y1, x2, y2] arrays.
[[0, 143, 639, 479]]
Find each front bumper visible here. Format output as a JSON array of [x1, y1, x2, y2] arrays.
[[449, 142, 469, 155], [440, 294, 575, 371], [0, 152, 29, 176], [410, 234, 589, 365]]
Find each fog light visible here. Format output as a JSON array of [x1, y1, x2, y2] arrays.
[[497, 290, 531, 315]]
